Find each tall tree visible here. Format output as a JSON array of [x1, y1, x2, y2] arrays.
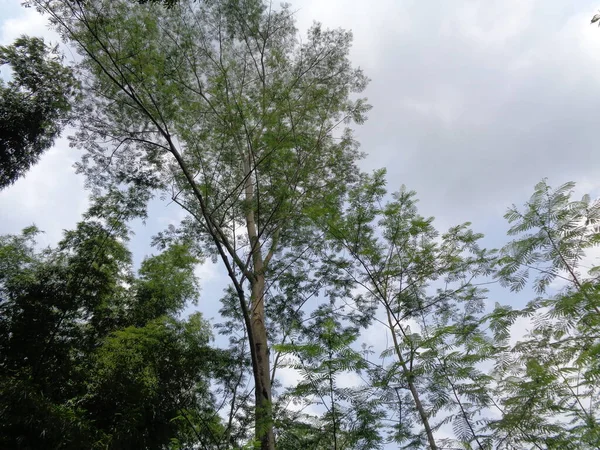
[[0, 36, 77, 188], [29, 0, 370, 447], [325, 170, 496, 449]]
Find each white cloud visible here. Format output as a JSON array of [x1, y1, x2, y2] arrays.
[[276, 364, 302, 389], [294, 0, 412, 68], [194, 260, 220, 283], [336, 370, 362, 389], [442, 0, 536, 48], [0, 135, 88, 246], [0, 4, 58, 45]]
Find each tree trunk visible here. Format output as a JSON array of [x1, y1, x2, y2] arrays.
[[244, 156, 276, 450], [250, 275, 276, 450], [386, 309, 438, 450]]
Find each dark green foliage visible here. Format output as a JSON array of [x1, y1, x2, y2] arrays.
[[0, 36, 77, 188], [130, 243, 200, 325], [84, 314, 219, 449], [0, 201, 225, 449]]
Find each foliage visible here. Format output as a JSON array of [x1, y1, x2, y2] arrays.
[[0, 199, 226, 449], [489, 180, 600, 448], [5, 0, 600, 448], [28, 0, 370, 447], [325, 170, 497, 449], [275, 309, 383, 450], [0, 35, 77, 188], [85, 314, 221, 449], [136, 0, 180, 7]]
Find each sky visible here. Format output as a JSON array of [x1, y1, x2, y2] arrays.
[[2, 0, 599, 300], [3, 0, 600, 241], [2, 0, 600, 441]]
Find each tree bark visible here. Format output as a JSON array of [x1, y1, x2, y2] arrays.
[[250, 275, 275, 450], [244, 156, 276, 450]]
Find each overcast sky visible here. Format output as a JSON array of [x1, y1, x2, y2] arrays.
[[2, 0, 600, 342], [3, 0, 600, 238]]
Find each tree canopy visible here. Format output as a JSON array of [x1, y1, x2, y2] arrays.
[[0, 190, 240, 448], [27, 0, 369, 446]]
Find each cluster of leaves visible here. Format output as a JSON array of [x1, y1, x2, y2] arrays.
[[4, 177, 600, 450], [0, 35, 77, 188], [274, 310, 383, 450], [273, 174, 600, 450], [320, 169, 497, 449], [25, 0, 371, 447], [0, 194, 229, 449], [488, 180, 600, 448]]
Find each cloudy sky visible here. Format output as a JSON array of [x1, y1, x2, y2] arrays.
[[2, 1, 600, 311], [2, 0, 600, 432], [2, 0, 599, 274], [3, 0, 600, 238]]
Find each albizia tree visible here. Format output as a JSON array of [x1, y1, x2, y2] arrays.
[[28, 0, 370, 447]]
